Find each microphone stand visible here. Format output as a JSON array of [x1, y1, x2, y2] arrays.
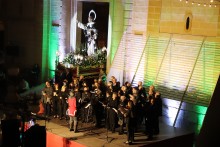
[[83, 103, 99, 136], [99, 106, 115, 145], [31, 112, 49, 130]]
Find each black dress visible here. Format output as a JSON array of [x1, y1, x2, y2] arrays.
[[125, 107, 136, 143], [106, 98, 119, 132]]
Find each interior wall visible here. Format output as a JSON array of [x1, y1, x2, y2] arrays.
[[159, 0, 220, 36], [147, 0, 220, 36]]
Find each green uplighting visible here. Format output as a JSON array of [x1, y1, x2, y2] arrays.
[[42, 0, 60, 80], [196, 105, 207, 125], [42, 0, 50, 81], [48, 33, 58, 78]]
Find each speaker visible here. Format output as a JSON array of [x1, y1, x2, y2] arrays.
[[1, 119, 21, 147], [24, 125, 46, 147]]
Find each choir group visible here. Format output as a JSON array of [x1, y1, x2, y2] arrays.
[[39, 69, 162, 144]]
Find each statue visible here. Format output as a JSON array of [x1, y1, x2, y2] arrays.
[[77, 10, 98, 56]]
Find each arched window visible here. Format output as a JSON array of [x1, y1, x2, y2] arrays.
[[184, 12, 193, 32], [186, 17, 190, 30]]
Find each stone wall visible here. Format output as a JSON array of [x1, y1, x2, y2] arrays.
[[147, 0, 220, 37]]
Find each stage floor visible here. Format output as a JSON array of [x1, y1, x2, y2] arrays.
[[36, 117, 194, 147]]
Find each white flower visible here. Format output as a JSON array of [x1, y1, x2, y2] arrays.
[[102, 47, 107, 52]]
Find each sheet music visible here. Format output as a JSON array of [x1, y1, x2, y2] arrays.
[[85, 103, 91, 108], [112, 108, 118, 114], [31, 112, 36, 115]]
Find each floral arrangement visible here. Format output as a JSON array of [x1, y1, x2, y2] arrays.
[[61, 47, 106, 68]]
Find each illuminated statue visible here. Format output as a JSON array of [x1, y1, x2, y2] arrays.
[[77, 10, 98, 56]]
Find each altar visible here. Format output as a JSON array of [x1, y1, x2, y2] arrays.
[[55, 7, 107, 81], [56, 64, 101, 78]]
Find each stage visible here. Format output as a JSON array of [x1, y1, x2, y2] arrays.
[[35, 117, 195, 147], [0, 84, 195, 147]]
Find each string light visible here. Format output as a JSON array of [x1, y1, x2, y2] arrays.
[[178, 0, 220, 7]]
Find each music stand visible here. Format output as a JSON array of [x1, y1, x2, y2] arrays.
[[83, 104, 100, 136], [99, 107, 115, 144]]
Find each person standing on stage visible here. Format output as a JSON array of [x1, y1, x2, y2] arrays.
[[154, 91, 162, 135], [118, 95, 128, 135], [67, 91, 78, 133], [52, 83, 60, 118], [69, 78, 79, 91], [58, 80, 68, 120], [42, 81, 53, 117], [145, 97, 157, 140], [107, 92, 119, 133], [91, 88, 104, 128], [124, 100, 136, 145], [111, 76, 120, 92], [80, 86, 91, 122]]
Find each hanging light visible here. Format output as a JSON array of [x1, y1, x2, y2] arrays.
[[179, 0, 219, 7]]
